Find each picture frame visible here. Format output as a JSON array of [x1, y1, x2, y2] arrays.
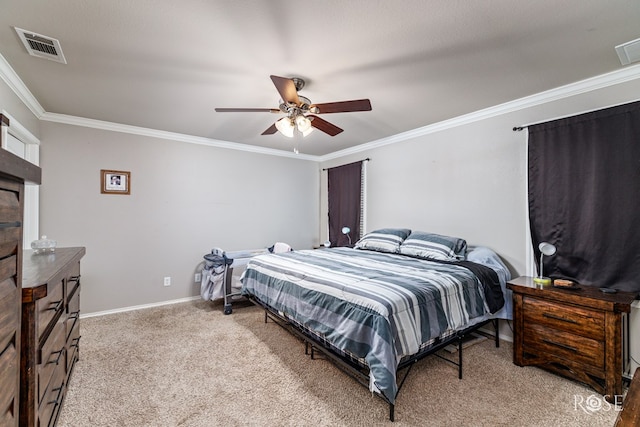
[[101, 169, 131, 195]]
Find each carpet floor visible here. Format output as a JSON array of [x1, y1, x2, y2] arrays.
[[57, 300, 621, 426]]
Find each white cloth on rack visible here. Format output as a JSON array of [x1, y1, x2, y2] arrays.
[[272, 242, 292, 253], [201, 264, 225, 301]]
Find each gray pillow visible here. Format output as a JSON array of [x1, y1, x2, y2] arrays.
[[399, 231, 467, 261], [354, 228, 411, 253]]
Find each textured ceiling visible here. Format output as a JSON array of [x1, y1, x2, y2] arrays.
[[1, 0, 639, 156]]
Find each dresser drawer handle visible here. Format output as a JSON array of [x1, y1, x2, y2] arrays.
[[68, 275, 81, 284], [0, 221, 21, 229], [70, 336, 81, 348], [69, 310, 80, 320], [48, 349, 64, 365], [47, 299, 64, 312], [48, 383, 64, 406], [542, 339, 578, 353], [542, 312, 578, 324]]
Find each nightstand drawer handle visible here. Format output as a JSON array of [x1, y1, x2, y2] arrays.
[[542, 313, 578, 324], [543, 339, 578, 353]]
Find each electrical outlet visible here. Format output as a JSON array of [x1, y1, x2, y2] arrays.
[[194, 273, 201, 282], [163, 276, 171, 287]]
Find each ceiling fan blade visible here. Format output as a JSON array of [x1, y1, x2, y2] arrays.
[[261, 123, 278, 135], [215, 108, 280, 113], [311, 99, 372, 114], [270, 75, 300, 105], [309, 115, 343, 136]]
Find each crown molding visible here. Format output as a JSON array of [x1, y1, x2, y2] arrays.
[[318, 63, 640, 162], [0, 53, 45, 118], [40, 112, 319, 160]]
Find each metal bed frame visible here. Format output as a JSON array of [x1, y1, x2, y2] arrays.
[[220, 249, 268, 314], [247, 295, 500, 422]]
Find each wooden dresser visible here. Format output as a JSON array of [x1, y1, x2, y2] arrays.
[[508, 276, 637, 403], [20, 247, 85, 427], [0, 116, 41, 427]]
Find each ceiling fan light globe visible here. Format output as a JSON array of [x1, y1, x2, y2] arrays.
[[301, 126, 314, 137], [275, 117, 295, 137], [296, 115, 312, 133]]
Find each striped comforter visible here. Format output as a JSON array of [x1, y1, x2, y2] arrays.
[[241, 247, 503, 403]]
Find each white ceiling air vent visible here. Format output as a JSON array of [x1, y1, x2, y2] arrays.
[[615, 37, 640, 66], [14, 27, 67, 64]]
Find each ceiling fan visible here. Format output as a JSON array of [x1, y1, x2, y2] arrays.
[[215, 75, 372, 137]]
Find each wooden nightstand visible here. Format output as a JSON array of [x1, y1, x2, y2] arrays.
[[507, 276, 637, 403]]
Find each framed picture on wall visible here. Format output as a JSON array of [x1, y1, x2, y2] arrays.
[[101, 169, 130, 195]]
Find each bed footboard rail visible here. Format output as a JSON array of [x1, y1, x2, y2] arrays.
[[246, 295, 500, 422]]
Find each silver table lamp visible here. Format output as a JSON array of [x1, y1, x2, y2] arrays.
[[533, 242, 556, 285]]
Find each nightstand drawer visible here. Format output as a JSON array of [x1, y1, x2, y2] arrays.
[[523, 296, 604, 340], [524, 323, 604, 369]]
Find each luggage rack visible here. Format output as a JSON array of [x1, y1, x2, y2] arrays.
[[201, 248, 269, 314], [220, 249, 268, 314]]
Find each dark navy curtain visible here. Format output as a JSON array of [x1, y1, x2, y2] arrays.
[[327, 161, 362, 247], [528, 100, 640, 294]]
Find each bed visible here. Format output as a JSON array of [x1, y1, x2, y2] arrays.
[[240, 229, 511, 420]]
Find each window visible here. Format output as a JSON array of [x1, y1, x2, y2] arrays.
[[326, 159, 367, 247], [527, 100, 640, 293]]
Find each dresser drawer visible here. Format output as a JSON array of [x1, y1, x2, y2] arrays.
[[0, 330, 18, 423], [37, 318, 66, 405], [524, 323, 605, 369], [66, 323, 80, 374], [0, 227, 20, 254], [523, 296, 605, 341], [38, 359, 65, 427], [36, 279, 64, 341], [65, 262, 80, 301], [66, 286, 80, 374], [0, 255, 17, 282], [0, 187, 21, 227], [0, 278, 19, 346], [66, 287, 80, 339], [66, 282, 80, 317]]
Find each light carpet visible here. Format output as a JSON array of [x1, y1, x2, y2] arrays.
[[57, 300, 621, 426]]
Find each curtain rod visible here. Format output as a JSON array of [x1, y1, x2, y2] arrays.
[[322, 158, 370, 171], [513, 98, 640, 131]]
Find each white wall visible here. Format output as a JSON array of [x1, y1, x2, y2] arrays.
[[39, 121, 319, 313]]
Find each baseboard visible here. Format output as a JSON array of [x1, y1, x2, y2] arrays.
[[477, 320, 514, 344], [80, 296, 201, 319]]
